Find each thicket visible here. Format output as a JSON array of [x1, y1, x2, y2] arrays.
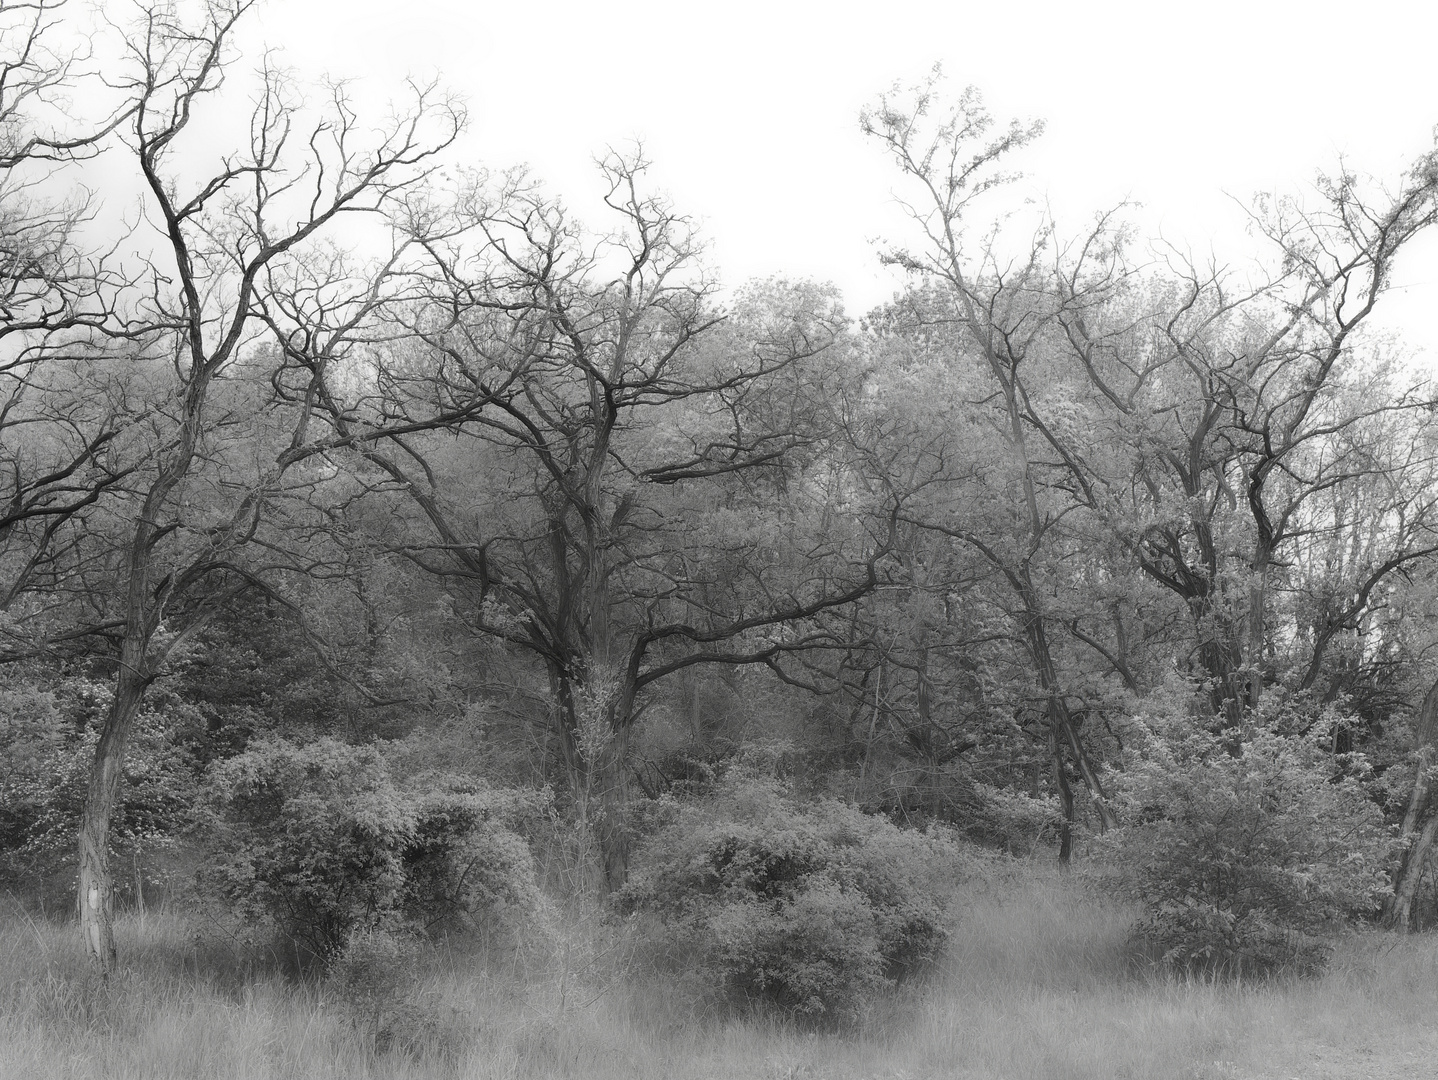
[[198, 737, 541, 966], [1106, 696, 1391, 976], [619, 765, 960, 1021], [0, 676, 195, 909]]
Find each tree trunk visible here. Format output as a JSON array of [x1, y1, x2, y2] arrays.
[[1389, 802, 1438, 932], [1383, 681, 1438, 929], [77, 653, 149, 976], [1050, 728, 1074, 867], [1242, 564, 1269, 710], [593, 726, 632, 893], [554, 660, 638, 893], [1022, 592, 1118, 835]]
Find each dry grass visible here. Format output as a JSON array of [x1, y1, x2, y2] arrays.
[[3, 863, 1438, 1080]]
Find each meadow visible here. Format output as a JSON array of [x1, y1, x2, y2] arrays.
[[3, 864, 1435, 1080]]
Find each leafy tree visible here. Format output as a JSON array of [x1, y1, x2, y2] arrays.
[[862, 83, 1128, 858], [861, 76, 1438, 869], [199, 737, 539, 966]]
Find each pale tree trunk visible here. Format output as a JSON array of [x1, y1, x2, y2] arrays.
[[77, 643, 150, 974], [1389, 808, 1438, 933], [1385, 682, 1438, 930], [75, 446, 187, 976]]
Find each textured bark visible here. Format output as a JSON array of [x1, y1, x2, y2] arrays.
[[1389, 804, 1438, 933], [552, 658, 638, 893], [593, 727, 632, 894], [78, 655, 149, 974], [1022, 591, 1118, 839], [1384, 682, 1438, 930], [1050, 725, 1074, 867]]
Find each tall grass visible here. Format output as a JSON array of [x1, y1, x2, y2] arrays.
[[3, 864, 1437, 1079]]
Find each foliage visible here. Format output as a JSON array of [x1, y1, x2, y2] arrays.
[[399, 779, 546, 936], [619, 768, 959, 1021], [2, 1, 1438, 986], [1106, 695, 1390, 977], [198, 737, 538, 966], [959, 782, 1067, 853], [0, 674, 195, 905]]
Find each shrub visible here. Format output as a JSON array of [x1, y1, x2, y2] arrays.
[[400, 781, 544, 936], [1106, 704, 1389, 977], [199, 737, 538, 966], [959, 781, 1066, 854], [619, 771, 958, 1021]]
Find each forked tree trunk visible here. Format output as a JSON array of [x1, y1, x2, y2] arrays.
[[1023, 599, 1118, 845]]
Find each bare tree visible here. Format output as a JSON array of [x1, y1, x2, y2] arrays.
[[288, 157, 890, 889], [0, 0, 136, 644], [1066, 153, 1438, 724], [75, 0, 463, 974]]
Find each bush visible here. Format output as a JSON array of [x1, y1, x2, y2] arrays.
[[400, 781, 545, 936], [619, 771, 958, 1021], [1106, 704, 1389, 977], [199, 737, 538, 966]]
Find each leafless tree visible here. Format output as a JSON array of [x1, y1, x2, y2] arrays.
[[75, 0, 463, 974], [287, 156, 890, 889]]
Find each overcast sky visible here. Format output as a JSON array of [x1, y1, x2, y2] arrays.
[[240, 0, 1438, 350]]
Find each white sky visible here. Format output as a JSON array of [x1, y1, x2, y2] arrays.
[[237, 1, 1438, 352]]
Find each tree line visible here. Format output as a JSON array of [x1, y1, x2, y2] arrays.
[[3, 0, 1438, 977]]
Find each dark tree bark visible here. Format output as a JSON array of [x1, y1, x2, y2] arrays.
[[292, 167, 890, 890]]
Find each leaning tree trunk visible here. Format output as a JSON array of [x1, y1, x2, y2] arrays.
[[1389, 804, 1438, 933], [1048, 723, 1075, 866], [75, 441, 183, 974], [77, 641, 151, 975], [1384, 680, 1438, 930], [1021, 593, 1118, 857]]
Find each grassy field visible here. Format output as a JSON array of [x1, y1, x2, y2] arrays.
[[3, 865, 1437, 1080]]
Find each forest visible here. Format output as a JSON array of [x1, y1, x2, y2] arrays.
[[4, 2, 1438, 1078]]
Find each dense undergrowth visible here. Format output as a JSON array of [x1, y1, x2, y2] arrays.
[[5, 863, 1438, 1080]]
